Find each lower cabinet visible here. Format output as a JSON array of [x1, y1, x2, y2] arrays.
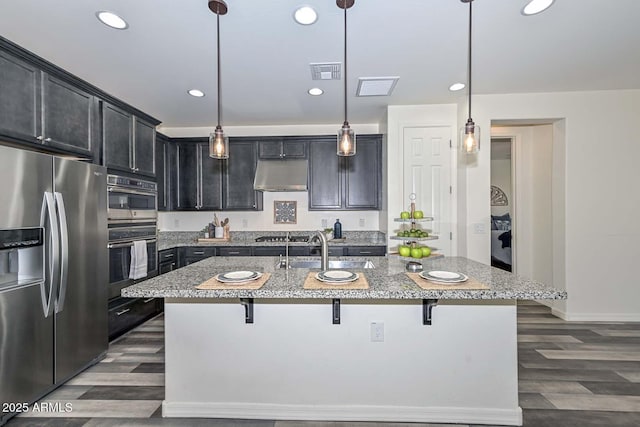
[[108, 297, 163, 341], [345, 246, 387, 256], [253, 246, 310, 257], [218, 246, 252, 257], [158, 248, 177, 273], [178, 246, 216, 267]]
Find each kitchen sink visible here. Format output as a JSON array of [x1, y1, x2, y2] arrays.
[[281, 259, 375, 269]]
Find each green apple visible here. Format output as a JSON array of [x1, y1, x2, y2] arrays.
[[398, 245, 411, 257], [420, 246, 431, 257], [410, 248, 423, 259], [400, 211, 410, 219], [413, 210, 424, 219]]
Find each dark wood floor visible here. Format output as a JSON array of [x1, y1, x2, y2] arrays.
[[7, 301, 640, 427]]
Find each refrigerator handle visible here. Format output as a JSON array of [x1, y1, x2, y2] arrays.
[[54, 192, 69, 313], [40, 192, 59, 318]]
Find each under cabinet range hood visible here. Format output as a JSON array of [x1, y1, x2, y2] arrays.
[[253, 159, 308, 191]]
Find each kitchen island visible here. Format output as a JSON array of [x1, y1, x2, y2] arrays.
[[123, 256, 565, 426]]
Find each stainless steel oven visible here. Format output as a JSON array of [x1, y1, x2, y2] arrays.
[[107, 174, 157, 223], [107, 224, 157, 299]]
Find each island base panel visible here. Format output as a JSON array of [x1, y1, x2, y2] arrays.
[[163, 299, 522, 426]]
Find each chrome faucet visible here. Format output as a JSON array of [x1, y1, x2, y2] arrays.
[[310, 230, 329, 271]]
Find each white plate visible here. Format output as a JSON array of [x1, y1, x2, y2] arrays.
[[315, 271, 359, 283], [419, 270, 468, 283], [217, 271, 261, 283]]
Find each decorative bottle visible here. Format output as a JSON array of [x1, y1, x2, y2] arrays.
[[333, 219, 342, 239]]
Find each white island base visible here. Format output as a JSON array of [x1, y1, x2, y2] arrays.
[[163, 298, 522, 426]]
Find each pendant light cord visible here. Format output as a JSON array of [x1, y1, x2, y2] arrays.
[[467, 0, 472, 120], [217, 13, 222, 127], [343, 5, 348, 124]]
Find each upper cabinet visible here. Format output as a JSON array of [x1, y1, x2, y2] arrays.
[[258, 137, 307, 159], [308, 135, 382, 211], [0, 49, 96, 158], [174, 139, 224, 211], [223, 140, 263, 210], [156, 133, 173, 211], [103, 102, 156, 177]]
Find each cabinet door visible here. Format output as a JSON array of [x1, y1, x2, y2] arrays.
[[133, 117, 156, 176], [218, 246, 252, 257], [156, 135, 168, 211], [41, 73, 94, 157], [223, 141, 262, 210], [258, 139, 283, 159], [103, 102, 132, 171], [344, 135, 381, 210], [176, 143, 198, 210], [0, 50, 40, 142], [308, 138, 342, 210], [282, 140, 307, 158], [198, 143, 223, 210]]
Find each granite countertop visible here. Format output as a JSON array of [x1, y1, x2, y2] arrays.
[[122, 256, 567, 301], [157, 231, 387, 251]]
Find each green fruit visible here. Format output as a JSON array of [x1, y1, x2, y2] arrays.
[[413, 210, 424, 219], [398, 245, 411, 257], [400, 211, 410, 219], [420, 246, 431, 257], [410, 248, 423, 259], [396, 231, 403, 236], [409, 232, 417, 237]]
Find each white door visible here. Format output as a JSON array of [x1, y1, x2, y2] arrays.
[[403, 126, 452, 255]]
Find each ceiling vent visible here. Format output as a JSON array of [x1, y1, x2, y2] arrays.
[[310, 62, 341, 80], [356, 77, 400, 96]]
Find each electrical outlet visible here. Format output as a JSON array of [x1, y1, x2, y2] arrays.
[[321, 219, 328, 228], [242, 219, 248, 228], [359, 218, 365, 228], [370, 322, 384, 342]]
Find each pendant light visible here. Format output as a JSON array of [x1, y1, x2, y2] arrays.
[[208, 0, 229, 159], [460, 0, 480, 154], [337, 0, 356, 157]]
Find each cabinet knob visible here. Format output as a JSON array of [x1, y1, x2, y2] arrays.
[[36, 135, 44, 141]]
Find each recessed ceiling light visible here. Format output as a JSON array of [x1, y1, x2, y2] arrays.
[[449, 82, 466, 91], [293, 6, 318, 25], [188, 89, 205, 98], [521, 0, 555, 16], [96, 11, 129, 30], [308, 88, 323, 96]]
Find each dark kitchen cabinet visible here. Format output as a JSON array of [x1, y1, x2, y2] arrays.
[[0, 49, 96, 158], [175, 140, 224, 210], [156, 133, 174, 211], [258, 137, 307, 159], [178, 246, 216, 267], [103, 101, 156, 177], [345, 246, 386, 256], [108, 296, 163, 341], [253, 246, 310, 257], [218, 246, 252, 257], [310, 246, 344, 257], [223, 140, 263, 210], [158, 248, 177, 273], [308, 135, 381, 210]]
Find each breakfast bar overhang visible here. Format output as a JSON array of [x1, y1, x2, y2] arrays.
[[123, 256, 566, 426]]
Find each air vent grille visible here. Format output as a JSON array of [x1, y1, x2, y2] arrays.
[[310, 62, 341, 80]]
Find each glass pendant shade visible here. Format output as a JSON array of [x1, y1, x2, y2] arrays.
[[460, 118, 480, 154], [209, 126, 229, 159], [337, 122, 356, 156]]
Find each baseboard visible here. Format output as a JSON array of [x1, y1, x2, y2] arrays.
[[162, 401, 523, 426], [551, 306, 640, 322]]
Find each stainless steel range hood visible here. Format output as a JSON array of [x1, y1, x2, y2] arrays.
[[253, 159, 308, 191]]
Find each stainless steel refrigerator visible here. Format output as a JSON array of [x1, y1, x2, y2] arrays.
[[0, 145, 108, 425]]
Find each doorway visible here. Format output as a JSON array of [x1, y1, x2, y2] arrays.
[[490, 138, 513, 272]]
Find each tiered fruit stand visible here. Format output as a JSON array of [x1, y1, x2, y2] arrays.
[[390, 195, 443, 271]]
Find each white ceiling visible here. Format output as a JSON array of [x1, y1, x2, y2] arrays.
[[1, 0, 639, 128]]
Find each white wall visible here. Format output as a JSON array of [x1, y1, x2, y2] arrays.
[[385, 105, 458, 253], [468, 90, 640, 321], [158, 123, 381, 232]]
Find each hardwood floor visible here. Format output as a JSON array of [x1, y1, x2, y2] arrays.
[[7, 301, 640, 427]]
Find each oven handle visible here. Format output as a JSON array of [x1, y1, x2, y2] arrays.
[[108, 187, 157, 197], [107, 238, 157, 249]]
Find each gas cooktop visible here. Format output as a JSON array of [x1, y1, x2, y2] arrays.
[[254, 235, 309, 243]]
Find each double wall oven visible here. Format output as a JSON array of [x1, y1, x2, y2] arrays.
[[107, 174, 158, 299]]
